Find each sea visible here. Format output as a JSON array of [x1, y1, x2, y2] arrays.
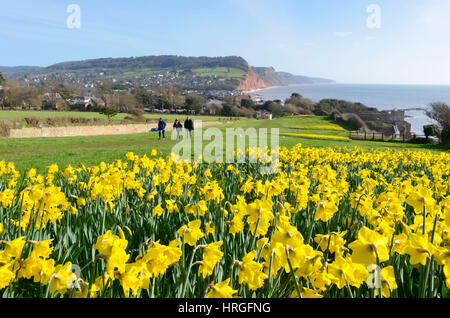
[[247, 84, 450, 135]]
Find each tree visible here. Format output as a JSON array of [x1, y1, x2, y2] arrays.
[[56, 84, 73, 101], [426, 102, 450, 130], [132, 88, 154, 107], [285, 94, 314, 113], [119, 93, 138, 110], [426, 102, 450, 144], [0, 72, 4, 85], [233, 106, 255, 118], [2, 81, 41, 109], [221, 104, 234, 117], [314, 99, 369, 115], [185, 95, 205, 114], [284, 103, 301, 114], [100, 107, 118, 121], [423, 124, 440, 142], [240, 98, 254, 109], [267, 102, 282, 117], [161, 99, 174, 110]]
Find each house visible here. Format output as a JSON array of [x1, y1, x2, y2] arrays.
[[90, 97, 106, 108], [73, 96, 106, 109], [41, 93, 68, 110], [73, 96, 91, 107]]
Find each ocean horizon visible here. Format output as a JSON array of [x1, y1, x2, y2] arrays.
[[248, 83, 450, 135]]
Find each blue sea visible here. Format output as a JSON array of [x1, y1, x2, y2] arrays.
[[249, 84, 450, 134]]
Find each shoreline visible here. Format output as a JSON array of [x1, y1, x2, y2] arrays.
[[243, 84, 443, 135]]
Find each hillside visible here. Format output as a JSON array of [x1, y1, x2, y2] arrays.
[[2, 55, 335, 91], [253, 67, 286, 86], [45, 55, 249, 72], [253, 67, 336, 87], [0, 66, 43, 74], [277, 72, 336, 85]]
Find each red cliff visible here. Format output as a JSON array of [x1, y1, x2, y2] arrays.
[[237, 67, 269, 91]]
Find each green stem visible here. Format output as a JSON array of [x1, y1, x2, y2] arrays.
[[421, 213, 438, 298], [180, 248, 198, 298], [286, 247, 302, 298], [250, 211, 262, 250], [87, 257, 100, 299], [266, 250, 275, 298]]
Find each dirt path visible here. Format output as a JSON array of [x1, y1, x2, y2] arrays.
[[7, 121, 226, 139]]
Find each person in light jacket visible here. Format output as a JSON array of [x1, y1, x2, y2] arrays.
[[173, 119, 183, 140]]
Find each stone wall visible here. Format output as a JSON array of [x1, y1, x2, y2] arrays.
[[7, 121, 221, 139]]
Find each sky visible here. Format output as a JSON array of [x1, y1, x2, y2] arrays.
[[1, 0, 450, 85]]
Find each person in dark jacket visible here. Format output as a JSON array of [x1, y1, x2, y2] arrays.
[[184, 117, 194, 139], [173, 119, 182, 140], [158, 118, 167, 140]]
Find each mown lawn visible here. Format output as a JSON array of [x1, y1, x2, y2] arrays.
[[0, 115, 447, 172], [0, 110, 226, 123], [191, 67, 246, 79]]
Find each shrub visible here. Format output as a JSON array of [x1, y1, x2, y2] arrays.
[[127, 108, 145, 119], [232, 106, 255, 118], [327, 110, 342, 121], [100, 107, 119, 121], [409, 137, 429, 144], [367, 121, 394, 134], [0, 122, 10, 137], [24, 117, 40, 127], [46, 117, 69, 127], [441, 127, 450, 144], [423, 124, 440, 141], [337, 114, 366, 131]]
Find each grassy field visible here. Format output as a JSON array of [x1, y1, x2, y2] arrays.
[[191, 67, 246, 79], [0, 110, 228, 126], [1, 115, 447, 172]]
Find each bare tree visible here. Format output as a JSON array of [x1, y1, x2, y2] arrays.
[[426, 102, 450, 143], [426, 102, 450, 129]]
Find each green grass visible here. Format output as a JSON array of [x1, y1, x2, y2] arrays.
[[0, 115, 447, 172], [0, 110, 112, 121], [191, 67, 246, 79], [0, 110, 226, 126]]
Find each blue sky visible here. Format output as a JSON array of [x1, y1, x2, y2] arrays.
[[1, 0, 450, 84]]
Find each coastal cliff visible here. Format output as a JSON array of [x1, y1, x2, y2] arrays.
[[253, 67, 287, 87], [245, 66, 336, 90], [237, 67, 268, 91]]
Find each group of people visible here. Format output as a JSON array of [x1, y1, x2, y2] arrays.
[[157, 117, 194, 140]]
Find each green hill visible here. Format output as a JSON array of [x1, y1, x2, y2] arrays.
[[2, 55, 335, 91], [45, 55, 250, 72]]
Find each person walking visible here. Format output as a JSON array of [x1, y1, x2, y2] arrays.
[[184, 117, 194, 139], [158, 118, 167, 140], [173, 119, 182, 140]]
